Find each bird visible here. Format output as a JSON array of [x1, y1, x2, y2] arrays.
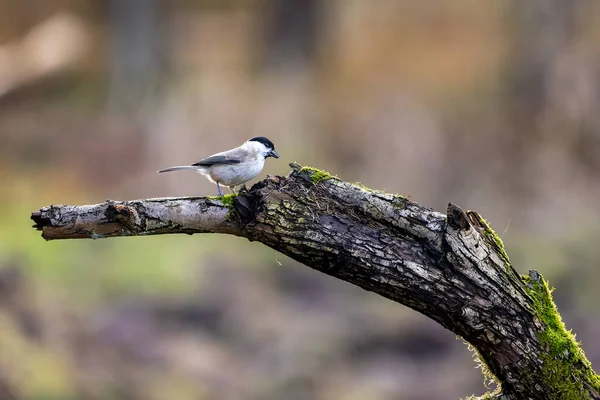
[[157, 136, 279, 196]]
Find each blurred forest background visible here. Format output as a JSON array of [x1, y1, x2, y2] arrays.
[[1, 1, 600, 399]]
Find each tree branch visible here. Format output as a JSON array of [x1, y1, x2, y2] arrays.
[[31, 164, 600, 400], [31, 197, 241, 240]]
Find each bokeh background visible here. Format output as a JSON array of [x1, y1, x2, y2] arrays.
[[1, 1, 600, 399]]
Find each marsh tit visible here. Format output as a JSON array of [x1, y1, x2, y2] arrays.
[[157, 136, 279, 196]]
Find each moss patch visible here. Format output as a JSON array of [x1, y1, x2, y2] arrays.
[[473, 214, 511, 265], [207, 193, 236, 207], [351, 181, 409, 200], [523, 275, 600, 399], [220, 194, 236, 207], [299, 167, 337, 183], [351, 181, 383, 193], [461, 393, 497, 400], [205, 194, 237, 221], [462, 339, 501, 398], [297, 167, 410, 201]]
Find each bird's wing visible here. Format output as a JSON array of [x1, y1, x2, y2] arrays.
[[192, 154, 242, 166]]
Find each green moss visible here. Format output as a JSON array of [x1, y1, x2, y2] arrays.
[[299, 167, 337, 183], [393, 193, 409, 201], [461, 393, 497, 400], [462, 270, 600, 399], [524, 276, 600, 399], [297, 167, 410, 201], [351, 181, 408, 200], [474, 214, 510, 265], [461, 338, 501, 400], [205, 194, 237, 221], [207, 193, 236, 207], [220, 194, 236, 207], [352, 181, 376, 192]]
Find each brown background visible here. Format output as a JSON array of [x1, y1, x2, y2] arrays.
[[1, 1, 600, 399]]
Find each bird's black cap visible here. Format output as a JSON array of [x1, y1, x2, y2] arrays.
[[249, 136, 275, 150]]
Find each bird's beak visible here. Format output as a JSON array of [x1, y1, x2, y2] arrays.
[[269, 149, 280, 159]]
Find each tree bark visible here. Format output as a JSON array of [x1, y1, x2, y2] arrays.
[[30, 164, 600, 400]]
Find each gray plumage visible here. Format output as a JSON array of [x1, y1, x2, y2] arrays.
[[156, 166, 199, 173], [192, 155, 242, 166], [157, 137, 279, 196]]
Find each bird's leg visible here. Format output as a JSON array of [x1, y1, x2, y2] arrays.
[[216, 182, 223, 196], [228, 186, 237, 195]]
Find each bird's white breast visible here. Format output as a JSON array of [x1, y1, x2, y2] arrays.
[[203, 158, 265, 187]]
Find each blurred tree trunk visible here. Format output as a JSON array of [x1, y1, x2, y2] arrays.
[[503, 0, 576, 194], [262, 0, 317, 69], [108, 0, 168, 112], [509, 0, 576, 125], [31, 164, 600, 400]]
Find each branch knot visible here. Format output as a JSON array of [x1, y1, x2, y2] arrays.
[[446, 203, 471, 231]]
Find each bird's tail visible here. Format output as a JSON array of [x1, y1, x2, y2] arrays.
[[157, 166, 199, 173]]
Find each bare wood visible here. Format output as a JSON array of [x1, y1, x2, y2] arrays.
[[31, 197, 242, 240], [30, 164, 600, 400]]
